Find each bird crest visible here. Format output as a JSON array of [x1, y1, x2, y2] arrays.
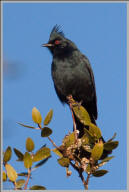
[[49, 25, 65, 41]]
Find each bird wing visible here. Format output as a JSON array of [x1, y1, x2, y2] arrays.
[[81, 54, 98, 120]]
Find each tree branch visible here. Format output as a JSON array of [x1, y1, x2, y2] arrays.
[[70, 161, 88, 190]]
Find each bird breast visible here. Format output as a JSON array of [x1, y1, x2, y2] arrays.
[[52, 55, 94, 102]]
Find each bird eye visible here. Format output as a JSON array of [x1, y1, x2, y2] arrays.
[[54, 40, 61, 45]]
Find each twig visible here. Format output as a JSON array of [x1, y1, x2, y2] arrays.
[[24, 168, 31, 190], [70, 161, 79, 172], [70, 162, 88, 190], [85, 173, 91, 190], [48, 136, 60, 150], [13, 181, 17, 190]]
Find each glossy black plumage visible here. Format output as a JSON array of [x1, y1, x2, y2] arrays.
[[44, 25, 97, 126], [43, 25, 112, 159]]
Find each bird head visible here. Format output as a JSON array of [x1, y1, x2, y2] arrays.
[[42, 25, 77, 56]]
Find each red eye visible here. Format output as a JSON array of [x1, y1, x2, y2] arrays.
[[55, 40, 60, 45]]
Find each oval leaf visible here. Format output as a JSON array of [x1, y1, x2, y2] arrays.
[[104, 141, 119, 151], [16, 179, 25, 189], [91, 141, 104, 161], [24, 152, 33, 169], [18, 172, 29, 177], [32, 107, 42, 124], [33, 147, 50, 162], [72, 105, 91, 126], [41, 127, 52, 137], [83, 128, 95, 143], [33, 157, 51, 170], [89, 123, 101, 139], [92, 170, 108, 177], [43, 109, 53, 125], [3, 146, 12, 163], [26, 137, 35, 152], [5, 164, 17, 182], [98, 156, 115, 167], [58, 157, 70, 167], [52, 148, 63, 157], [13, 148, 24, 161], [3, 171, 7, 182], [30, 185, 46, 190], [100, 156, 115, 163]]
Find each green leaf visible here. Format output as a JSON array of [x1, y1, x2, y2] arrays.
[[63, 132, 75, 147], [24, 152, 33, 169], [33, 147, 50, 162], [100, 156, 115, 163], [32, 107, 42, 124], [83, 128, 95, 143], [91, 141, 104, 161], [52, 148, 63, 157], [104, 141, 119, 151], [13, 148, 24, 161], [92, 170, 108, 177], [5, 164, 18, 182], [72, 104, 91, 126], [17, 122, 36, 129], [58, 157, 70, 167], [3, 146, 12, 163], [3, 171, 7, 182], [30, 185, 46, 190], [15, 179, 25, 189], [89, 123, 101, 139], [107, 133, 117, 142], [18, 172, 29, 177], [98, 156, 115, 167], [43, 109, 53, 125], [33, 157, 51, 170], [41, 127, 52, 137], [26, 137, 35, 152]]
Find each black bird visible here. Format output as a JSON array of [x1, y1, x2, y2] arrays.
[[43, 25, 97, 135], [42, 25, 112, 159]]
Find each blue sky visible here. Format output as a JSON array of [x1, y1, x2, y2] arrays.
[[3, 2, 127, 190]]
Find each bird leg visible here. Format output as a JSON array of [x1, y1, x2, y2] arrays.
[[67, 95, 78, 143]]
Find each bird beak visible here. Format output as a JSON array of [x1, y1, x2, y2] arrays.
[[42, 43, 54, 47]]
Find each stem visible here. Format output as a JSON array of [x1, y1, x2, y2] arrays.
[[38, 123, 42, 129], [85, 173, 90, 190], [13, 181, 17, 190], [70, 162, 88, 190], [67, 95, 78, 144], [69, 103, 78, 142], [48, 136, 60, 150], [24, 168, 31, 190]]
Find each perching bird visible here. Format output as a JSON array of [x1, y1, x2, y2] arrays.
[[42, 25, 112, 159], [43, 25, 97, 136]]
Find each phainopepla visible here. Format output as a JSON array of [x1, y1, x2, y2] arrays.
[[43, 25, 97, 135], [42, 25, 112, 159]]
